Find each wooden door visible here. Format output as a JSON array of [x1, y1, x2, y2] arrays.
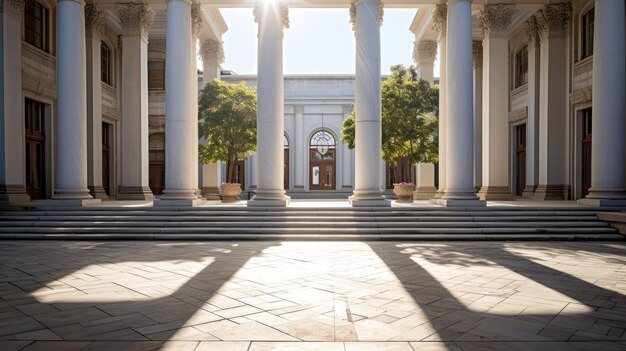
[[149, 149, 165, 195], [309, 149, 336, 190], [284, 149, 289, 190], [582, 109, 592, 197], [515, 124, 526, 197], [102, 123, 110, 196], [24, 99, 46, 200]]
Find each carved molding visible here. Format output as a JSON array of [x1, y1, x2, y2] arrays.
[[191, 5, 202, 38], [85, 5, 106, 36], [570, 87, 593, 105], [524, 15, 542, 44], [536, 2, 572, 38], [478, 4, 516, 37], [199, 39, 225, 65], [431, 4, 447, 38], [349, 0, 384, 31], [294, 105, 304, 114], [413, 40, 438, 66], [0, 0, 25, 17], [253, 1, 289, 29], [508, 107, 528, 122], [472, 40, 483, 69], [117, 3, 155, 41]]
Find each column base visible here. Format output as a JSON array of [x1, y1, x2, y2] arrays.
[[0, 184, 31, 205], [578, 188, 626, 207], [248, 190, 291, 207], [349, 190, 391, 207], [577, 198, 626, 207], [432, 198, 486, 207], [153, 198, 203, 207], [201, 186, 221, 200], [40, 198, 102, 207], [88, 186, 109, 200], [477, 186, 514, 200], [117, 186, 154, 201], [413, 186, 437, 200], [533, 184, 569, 201], [522, 185, 537, 198]]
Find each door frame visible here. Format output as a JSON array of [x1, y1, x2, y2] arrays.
[[309, 148, 336, 191]]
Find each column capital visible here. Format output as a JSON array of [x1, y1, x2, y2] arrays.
[[536, 2, 572, 38], [254, 1, 289, 29], [478, 4, 516, 37], [0, 0, 25, 17], [199, 39, 225, 64], [431, 3, 447, 38], [117, 3, 155, 41], [472, 40, 482, 68], [85, 4, 106, 36], [523, 14, 542, 44], [191, 5, 202, 38], [349, 0, 384, 31], [413, 40, 438, 67]]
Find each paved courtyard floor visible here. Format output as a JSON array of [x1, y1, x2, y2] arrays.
[[1, 241, 625, 351]]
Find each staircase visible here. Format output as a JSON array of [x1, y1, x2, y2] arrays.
[[0, 206, 622, 240]]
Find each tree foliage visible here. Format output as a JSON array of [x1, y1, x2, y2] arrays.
[[341, 64, 439, 183], [198, 80, 257, 183]]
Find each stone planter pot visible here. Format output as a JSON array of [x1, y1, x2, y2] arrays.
[[221, 183, 242, 203], [393, 183, 415, 203]]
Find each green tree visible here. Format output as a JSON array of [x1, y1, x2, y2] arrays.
[[198, 80, 257, 183], [341, 64, 439, 183]]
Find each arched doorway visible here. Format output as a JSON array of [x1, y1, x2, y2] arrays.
[[148, 133, 165, 195], [309, 130, 336, 191], [284, 134, 289, 190]]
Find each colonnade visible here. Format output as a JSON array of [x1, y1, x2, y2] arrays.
[[42, 0, 625, 208]]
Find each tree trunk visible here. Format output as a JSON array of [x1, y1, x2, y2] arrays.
[[226, 152, 237, 183]]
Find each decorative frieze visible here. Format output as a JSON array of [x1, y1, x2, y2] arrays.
[[536, 2, 572, 38], [431, 4, 447, 38], [472, 41, 483, 69], [349, 0, 384, 31], [478, 4, 516, 37], [570, 87, 592, 105], [508, 107, 528, 123], [117, 3, 155, 41], [0, 0, 25, 17], [85, 5, 106, 36], [413, 40, 438, 66], [254, 1, 289, 29], [199, 39, 225, 64], [523, 15, 542, 44], [191, 5, 202, 38]]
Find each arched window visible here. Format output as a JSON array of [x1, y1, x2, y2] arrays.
[[24, 0, 50, 52], [514, 46, 528, 88], [581, 8, 594, 59], [101, 42, 112, 85], [284, 134, 289, 148], [309, 130, 336, 159]]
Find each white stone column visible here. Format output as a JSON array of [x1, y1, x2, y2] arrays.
[[533, 3, 571, 200], [84, 5, 107, 199], [348, 0, 389, 207], [156, 0, 201, 206], [199, 39, 225, 200], [523, 16, 541, 198], [248, 0, 291, 206], [437, 0, 484, 207], [472, 40, 483, 193], [117, 4, 155, 201], [412, 39, 438, 200], [341, 105, 353, 192], [431, 4, 447, 199], [191, 6, 201, 198], [0, 0, 30, 204], [43, 0, 99, 206], [579, 0, 626, 206], [477, 4, 514, 200], [294, 105, 305, 191]]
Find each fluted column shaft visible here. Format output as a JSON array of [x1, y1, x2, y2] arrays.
[[248, 1, 290, 206], [439, 0, 484, 206], [581, 0, 626, 205], [349, 0, 389, 207], [156, 0, 200, 206]]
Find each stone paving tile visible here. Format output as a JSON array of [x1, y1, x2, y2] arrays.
[[249, 341, 344, 351], [0, 241, 625, 350]]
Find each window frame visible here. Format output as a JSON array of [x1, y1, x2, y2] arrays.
[[24, 0, 50, 52], [101, 41, 113, 86], [148, 60, 166, 91], [514, 45, 529, 89], [581, 8, 594, 60]]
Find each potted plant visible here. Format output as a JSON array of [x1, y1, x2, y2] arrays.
[[221, 182, 242, 203], [393, 182, 416, 203]]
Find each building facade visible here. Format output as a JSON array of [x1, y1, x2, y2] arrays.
[[0, 0, 624, 207]]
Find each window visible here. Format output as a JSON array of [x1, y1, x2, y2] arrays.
[[581, 9, 594, 59], [24, 0, 49, 52], [515, 46, 528, 88], [148, 60, 165, 90], [101, 42, 112, 85]]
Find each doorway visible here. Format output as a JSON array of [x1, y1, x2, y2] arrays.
[[581, 108, 592, 197], [515, 124, 526, 197], [284, 134, 289, 190], [149, 134, 165, 195], [309, 130, 336, 191], [24, 98, 46, 200], [102, 122, 111, 196]]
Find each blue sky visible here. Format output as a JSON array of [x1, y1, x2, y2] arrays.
[[218, 8, 440, 76]]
